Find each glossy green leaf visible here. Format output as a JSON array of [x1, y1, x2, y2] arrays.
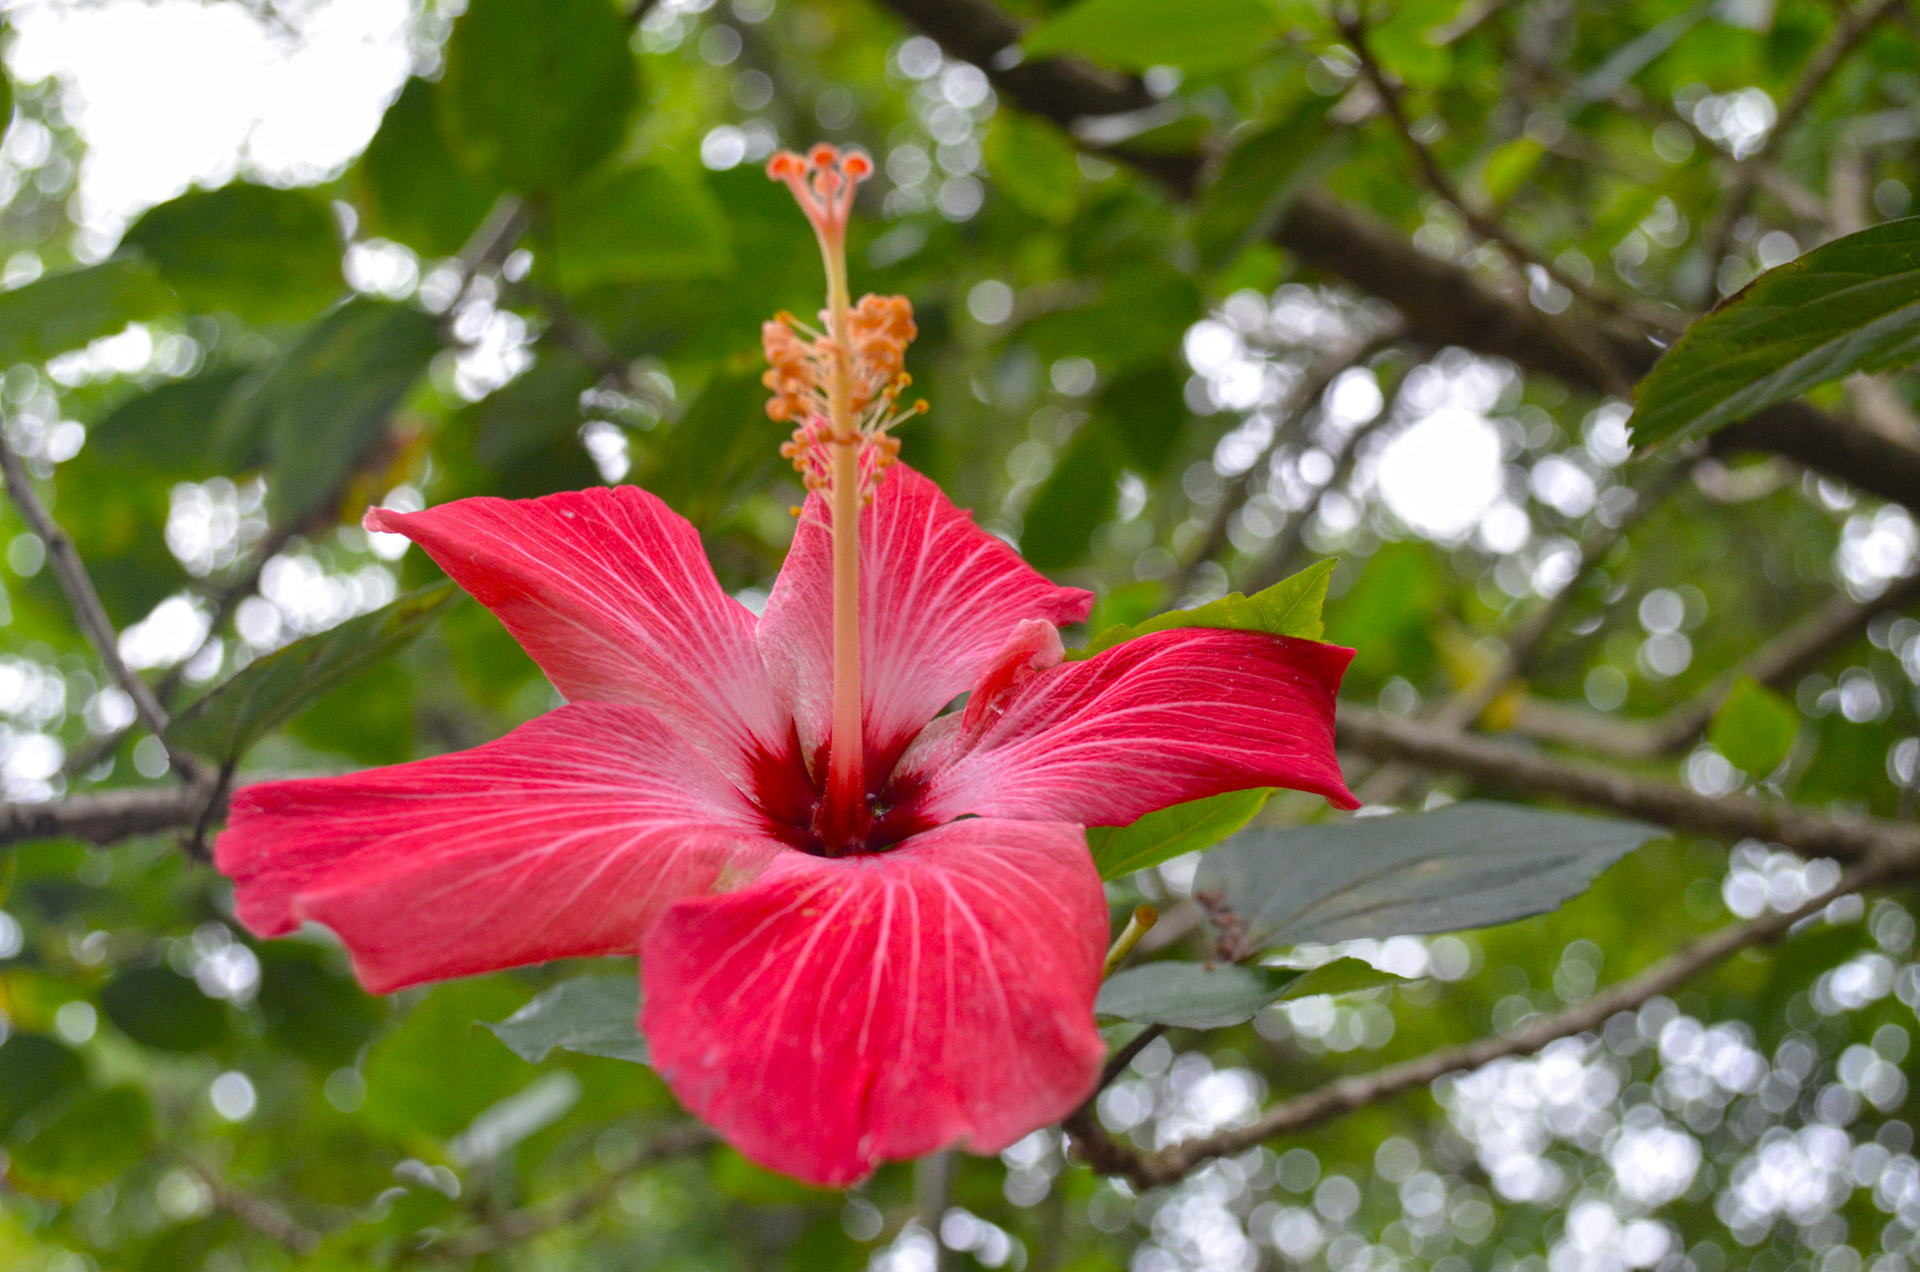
[[99, 967, 229, 1052], [1195, 802, 1661, 959], [1095, 956, 1402, 1029], [119, 183, 342, 323], [1087, 787, 1272, 880], [168, 584, 457, 764], [222, 297, 443, 523], [1709, 677, 1800, 777], [439, 0, 639, 192], [8, 1087, 153, 1200], [550, 164, 732, 290], [0, 256, 172, 367], [1073, 558, 1334, 660], [0, 1034, 87, 1140], [1629, 217, 1920, 448], [1194, 98, 1342, 273], [485, 975, 649, 1066], [357, 76, 503, 257], [1023, 0, 1279, 74]]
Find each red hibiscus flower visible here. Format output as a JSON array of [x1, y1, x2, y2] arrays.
[[214, 147, 1357, 1188]]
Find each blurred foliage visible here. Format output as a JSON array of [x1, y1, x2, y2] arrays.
[[0, 0, 1915, 1269]]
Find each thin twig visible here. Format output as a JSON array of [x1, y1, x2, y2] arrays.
[[0, 429, 210, 783], [1336, 10, 1674, 364], [184, 1159, 322, 1256], [1702, 0, 1906, 278], [0, 783, 219, 847], [418, 1122, 713, 1262], [1067, 859, 1895, 1188]]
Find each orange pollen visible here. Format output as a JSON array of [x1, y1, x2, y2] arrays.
[[764, 294, 924, 503]]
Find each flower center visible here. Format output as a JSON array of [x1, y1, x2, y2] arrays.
[[764, 145, 925, 854]]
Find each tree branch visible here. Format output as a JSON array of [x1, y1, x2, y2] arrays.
[[185, 1159, 322, 1256], [1068, 859, 1893, 1189], [1337, 705, 1920, 866], [0, 430, 209, 784], [868, 0, 1920, 514], [0, 783, 219, 848]]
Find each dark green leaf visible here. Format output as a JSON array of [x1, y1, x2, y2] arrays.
[[88, 365, 254, 480], [984, 113, 1080, 224], [550, 164, 732, 290], [1023, 0, 1279, 74], [119, 183, 342, 323], [8, 1086, 153, 1200], [1709, 677, 1800, 776], [0, 256, 172, 367], [485, 975, 649, 1066], [1094, 956, 1400, 1029], [1073, 558, 1334, 660], [1195, 802, 1661, 959], [1019, 424, 1119, 570], [100, 967, 229, 1052], [169, 584, 458, 764], [638, 364, 779, 525], [256, 944, 387, 1068], [222, 297, 443, 523], [1087, 787, 1272, 880], [0, 1034, 87, 1140], [1629, 217, 1920, 448], [439, 0, 639, 192], [1097, 362, 1188, 476], [1194, 99, 1343, 273], [358, 77, 503, 257], [362, 979, 531, 1138]]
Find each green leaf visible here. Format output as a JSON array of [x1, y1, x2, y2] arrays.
[[99, 967, 229, 1052], [984, 113, 1081, 224], [1087, 787, 1272, 880], [119, 182, 342, 324], [223, 297, 443, 524], [1072, 558, 1334, 660], [485, 975, 649, 1066], [1019, 424, 1120, 570], [168, 584, 458, 765], [638, 364, 779, 525], [549, 164, 732, 290], [88, 365, 254, 480], [357, 77, 503, 258], [1097, 362, 1188, 476], [1194, 99, 1343, 273], [362, 979, 531, 1139], [1194, 801, 1661, 959], [0, 49, 12, 148], [8, 1086, 154, 1201], [1628, 217, 1920, 449], [0, 1034, 87, 1141], [438, 0, 639, 192], [1094, 956, 1401, 1029], [1709, 677, 1800, 777], [256, 944, 388, 1068], [0, 256, 172, 367], [1023, 0, 1279, 74]]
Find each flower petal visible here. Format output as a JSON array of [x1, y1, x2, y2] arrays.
[[366, 488, 807, 812], [641, 818, 1106, 1188], [756, 464, 1092, 782], [216, 703, 787, 993], [888, 627, 1358, 831]]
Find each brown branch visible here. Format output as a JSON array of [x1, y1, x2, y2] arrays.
[[0, 783, 218, 847], [1068, 859, 1894, 1188], [185, 1159, 321, 1256], [870, 0, 1920, 515], [1337, 704, 1920, 867], [418, 1122, 713, 1262], [1513, 566, 1920, 761], [0, 430, 210, 784]]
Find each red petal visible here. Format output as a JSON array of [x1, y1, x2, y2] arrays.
[[366, 489, 806, 809], [215, 704, 787, 993], [891, 627, 1358, 831], [641, 818, 1106, 1187], [757, 465, 1092, 782]]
